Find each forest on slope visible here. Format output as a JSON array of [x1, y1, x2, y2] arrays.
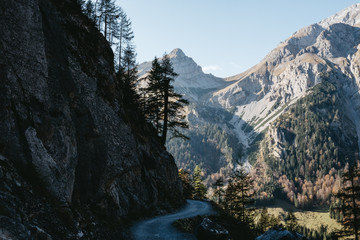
[[249, 74, 359, 208]]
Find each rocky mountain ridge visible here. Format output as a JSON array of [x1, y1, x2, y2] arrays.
[[0, 0, 183, 239], [212, 3, 360, 149]]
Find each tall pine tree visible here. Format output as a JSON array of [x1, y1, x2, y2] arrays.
[[119, 44, 139, 108], [225, 168, 255, 223], [115, 9, 134, 70], [212, 177, 224, 204], [97, 0, 120, 43], [82, 1, 135, 74], [159, 54, 189, 144], [336, 165, 360, 240], [178, 169, 195, 199], [84, 0, 96, 22], [144, 57, 163, 134], [144, 54, 189, 144], [193, 165, 207, 199]]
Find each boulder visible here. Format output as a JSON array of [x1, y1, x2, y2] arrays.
[[196, 217, 230, 240]]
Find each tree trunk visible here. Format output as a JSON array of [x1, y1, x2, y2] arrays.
[[118, 25, 123, 69], [161, 81, 169, 145], [104, 14, 107, 41], [351, 175, 359, 240], [241, 185, 245, 222], [156, 104, 159, 135]]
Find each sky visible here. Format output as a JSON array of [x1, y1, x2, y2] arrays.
[[117, 1, 360, 78]]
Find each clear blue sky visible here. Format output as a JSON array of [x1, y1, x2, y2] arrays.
[[117, 1, 360, 78]]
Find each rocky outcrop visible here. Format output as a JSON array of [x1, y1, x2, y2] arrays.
[[196, 217, 230, 240], [0, 0, 183, 239]]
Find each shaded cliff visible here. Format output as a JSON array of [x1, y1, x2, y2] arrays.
[[0, 0, 183, 239]]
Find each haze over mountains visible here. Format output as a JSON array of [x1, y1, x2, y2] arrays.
[[138, 3, 360, 185]]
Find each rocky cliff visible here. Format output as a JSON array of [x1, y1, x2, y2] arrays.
[[0, 0, 183, 239]]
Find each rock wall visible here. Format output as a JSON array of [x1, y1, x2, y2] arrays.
[[0, 0, 183, 238]]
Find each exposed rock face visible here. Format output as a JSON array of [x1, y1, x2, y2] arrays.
[[0, 0, 183, 238], [211, 4, 360, 148]]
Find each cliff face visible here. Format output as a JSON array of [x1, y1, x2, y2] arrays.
[[0, 0, 183, 238]]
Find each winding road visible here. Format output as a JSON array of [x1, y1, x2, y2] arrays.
[[131, 200, 214, 240]]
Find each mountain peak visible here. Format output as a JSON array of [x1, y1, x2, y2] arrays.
[[319, 3, 360, 28], [168, 48, 186, 58]]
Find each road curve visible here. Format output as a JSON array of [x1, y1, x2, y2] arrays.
[[131, 200, 214, 240]]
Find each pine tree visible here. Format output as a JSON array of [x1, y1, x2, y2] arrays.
[[257, 208, 271, 234], [115, 8, 134, 70], [76, 0, 86, 10], [178, 169, 194, 199], [144, 54, 189, 144], [84, 1, 134, 70], [225, 168, 255, 223], [97, 0, 120, 42], [336, 165, 360, 240], [84, 0, 96, 22], [159, 54, 189, 144], [212, 177, 224, 204], [119, 44, 139, 108], [143, 57, 163, 134], [193, 165, 207, 199], [285, 211, 298, 232]]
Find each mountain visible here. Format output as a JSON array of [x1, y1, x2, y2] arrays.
[[211, 4, 360, 149], [0, 0, 183, 239], [137, 4, 360, 200], [218, 4, 360, 206]]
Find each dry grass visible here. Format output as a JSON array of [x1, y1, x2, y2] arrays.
[[262, 199, 341, 233]]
